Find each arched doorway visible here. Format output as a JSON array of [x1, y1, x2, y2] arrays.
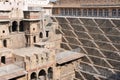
[[30, 72, 37, 80], [38, 69, 46, 80], [1, 56, 5, 64], [3, 40, 7, 47], [39, 32, 43, 38], [48, 67, 53, 80], [19, 21, 24, 31], [12, 21, 18, 32]]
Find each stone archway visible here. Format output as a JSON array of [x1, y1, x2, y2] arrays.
[[48, 67, 53, 80], [30, 72, 37, 80], [12, 21, 18, 32], [38, 69, 46, 80]]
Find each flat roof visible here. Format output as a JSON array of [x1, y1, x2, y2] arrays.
[[23, 19, 41, 21], [0, 48, 12, 53], [0, 20, 10, 22], [14, 47, 49, 57], [0, 64, 26, 79], [56, 51, 84, 64], [24, 10, 40, 12]]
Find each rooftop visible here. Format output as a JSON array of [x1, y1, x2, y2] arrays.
[[0, 48, 12, 54], [23, 19, 41, 21], [0, 63, 26, 80], [56, 50, 84, 64], [14, 47, 50, 57]]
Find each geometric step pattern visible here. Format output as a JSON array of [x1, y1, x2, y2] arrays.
[[51, 17, 120, 80]]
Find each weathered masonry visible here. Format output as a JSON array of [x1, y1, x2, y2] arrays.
[[50, 0, 120, 80]]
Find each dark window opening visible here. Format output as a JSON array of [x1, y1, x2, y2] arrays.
[[39, 32, 43, 38], [52, 8, 57, 15], [69, 9, 72, 16], [118, 9, 120, 17], [46, 31, 49, 37], [77, 9, 81, 16], [1, 56, 5, 64], [61, 8, 65, 15], [99, 9, 103, 17], [9, 26, 11, 33], [27, 28, 29, 30], [112, 9, 117, 17], [12, 21, 18, 32], [3, 40, 7, 47], [41, 57, 43, 63], [25, 35, 28, 45], [38, 70, 46, 80], [48, 67, 53, 79], [5, 0, 9, 2], [93, 9, 97, 17], [83, 9, 87, 16], [33, 28, 35, 31], [73, 9, 76, 16], [3, 30, 5, 33], [88, 9, 92, 16], [104, 9, 109, 17], [35, 54, 38, 60], [31, 72, 37, 80], [65, 8, 69, 15], [19, 21, 24, 31], [33, 36, 36, 43], [41, 57, 43, 60]]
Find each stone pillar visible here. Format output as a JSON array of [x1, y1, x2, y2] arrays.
[[97, 8, 98, 17], [116, 8, 118, 17], [27, 36, 32, 47], [10, 21, 12, 33], [26, 36, 30, 47], [54, 66, 61, 80], [81, 9, 83, 16], [29, 35, 34, 46], [46, 74, 48, 80]]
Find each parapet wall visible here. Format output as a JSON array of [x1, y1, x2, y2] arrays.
[[53, 0, 120, 7], [52, 16, 120, 80]]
